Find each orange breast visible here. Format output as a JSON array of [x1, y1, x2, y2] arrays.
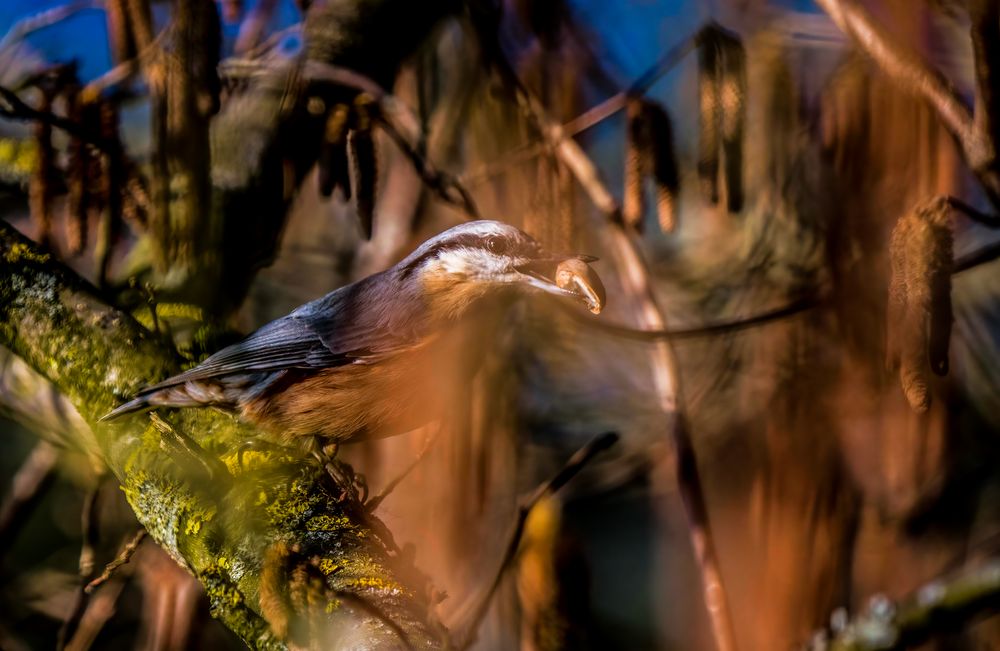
[[241, 325, 485, 444]]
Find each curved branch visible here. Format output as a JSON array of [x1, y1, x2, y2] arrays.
[[804, 558, 1000, 650], [815, 0, 974, 151], [815, 0, 1000, 206], [0, 221, 444, 650]]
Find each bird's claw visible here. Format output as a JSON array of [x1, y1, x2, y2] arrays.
[[310, 446, 368, 503]]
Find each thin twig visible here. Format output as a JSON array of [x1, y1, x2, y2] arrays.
[[0, 440, 59, 560], [0, 85, 114, 150], [803, 557, 1000, 651], [814, 0, 1000, 205], [83, 23, 171, 98], [328, 588, 415, 651], [57, 478, 103, 651], [0, 1, 102, 54], [377, 117, 481, 219], [462, 25, 704, 189], [65, 573, 129, 651], [955, 239, 1000, 273], [85, 529, 147, 594], [465, 0, 620, 218], [243, 24, 301, 60], [450, 432, 619, 651], [815, 0, 974, 150], [558, 293, 825, 341], [366, 429, 438, 513]]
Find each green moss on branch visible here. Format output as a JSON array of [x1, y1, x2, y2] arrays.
[[0, 221, 442, 649]]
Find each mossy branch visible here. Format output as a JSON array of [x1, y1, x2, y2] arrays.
[[0, 221, 444, 649], [803, 558, 1000, 651]]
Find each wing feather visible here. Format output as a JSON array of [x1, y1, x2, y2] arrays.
[[137, 273, 424, 394]]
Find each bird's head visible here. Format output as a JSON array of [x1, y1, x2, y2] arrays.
[[398, 221, 605, 318]]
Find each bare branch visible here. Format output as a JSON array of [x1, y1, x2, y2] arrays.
[[814, 0, 1000, 204], [83, 23, 171, 98], [815, 0, 974, 151], [57, 479, 104, 650], [803, 558, 1000, 650], [301, 60, 481, 219], [0, 85, 113, 150], [451, 432, 618, 651], [970, 0, 1000, 162], [64, 574, 129, 651], [0, 220, 444, 650], [366, 428, 438, 513], [559, 294, 825, 341], [86, 529, 147, 594], [0, 441, 59, 558], [0, 1, 102, 54]]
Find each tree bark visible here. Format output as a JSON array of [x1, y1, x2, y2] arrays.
[[0, 220, 443, 649]]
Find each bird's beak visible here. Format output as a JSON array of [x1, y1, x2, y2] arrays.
[[514, 254, 606, 315]]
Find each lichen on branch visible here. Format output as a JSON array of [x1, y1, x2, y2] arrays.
[[0, 221, 443, 649]]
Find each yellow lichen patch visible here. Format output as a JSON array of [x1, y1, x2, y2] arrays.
[[185, 503, 216, 535], [222, 449, 275, 475], [132, 303, 205, 330], [316, 558, 341, 575], [0, 137, 36, 181], [343, 576, 402, 593], [4, 240, 50, 264], [305, 514, 355, 532], [262, 477, 327, 527], [204, 568, 245, 608]]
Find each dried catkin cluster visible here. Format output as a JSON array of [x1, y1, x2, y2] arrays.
[[622, 96, 680, 233], [317, 94, 379, 239], [23, 64, 148, 281], [887, 201, 954, 412], [697, 27, 746, 213]]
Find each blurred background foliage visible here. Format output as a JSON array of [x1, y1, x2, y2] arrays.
[[2, 0, 1000, 650]]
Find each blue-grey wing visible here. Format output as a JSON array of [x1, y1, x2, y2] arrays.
[[139, 316, 347, 392], [139, 277, 421, 393]]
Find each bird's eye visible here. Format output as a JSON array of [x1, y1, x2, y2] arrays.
[[486, 236, 508, 255]]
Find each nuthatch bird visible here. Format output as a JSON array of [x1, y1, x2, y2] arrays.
[[102, 221, 605, 446]]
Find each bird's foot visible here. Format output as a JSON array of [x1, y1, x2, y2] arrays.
[[310, 444, 368, 503]]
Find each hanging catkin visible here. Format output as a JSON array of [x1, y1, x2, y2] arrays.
[[318, 103, 351, 199], [622, 96, 646, 229], [718, 32, 746, 213], [698, 26, 746, 213], [643, 100, 680, 232], [887, 201, 953, 413], [348, 95, 377, 239], [698, 36, 721, 204], [623, 97, 681, 233]]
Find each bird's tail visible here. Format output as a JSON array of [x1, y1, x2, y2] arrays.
[[100, 380, 236, 422], [99, 394, 155, 422]]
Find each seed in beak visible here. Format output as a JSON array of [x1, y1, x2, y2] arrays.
[[556, 258, 606, 315]]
